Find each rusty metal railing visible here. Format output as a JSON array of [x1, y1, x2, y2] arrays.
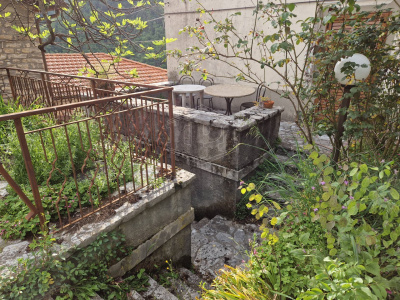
[[0, 68, 176, 232]]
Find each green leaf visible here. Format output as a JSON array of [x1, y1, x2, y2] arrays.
[[350, 168, 358, 176], [365, 262, 380, 276], [324, 166, 334, 176], [361, 177, 370, 188], [323, 14, 333, 24], [287, 3, 295, 12], [390, 188, 399, 200], [309, 151, 319, 159], [299, 232, 310, 244], [347, 201, 358, 216], [360, 164, 368, 173]]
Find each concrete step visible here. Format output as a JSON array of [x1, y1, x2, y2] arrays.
[[141, 275, 179, 300]]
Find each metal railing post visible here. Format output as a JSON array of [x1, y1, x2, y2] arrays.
[[167, 89, 176, 178], [14, 118, 46, 229], [6, 68, 17, 101], [40, 73, 52, 107]]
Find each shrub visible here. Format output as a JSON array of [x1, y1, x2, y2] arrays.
[[205, 144, 400, 299], [0, 230, 147, 300], [245, 145, 400, 297]]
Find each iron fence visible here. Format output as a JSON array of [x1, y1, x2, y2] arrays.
[[0, 68, 175, 232]]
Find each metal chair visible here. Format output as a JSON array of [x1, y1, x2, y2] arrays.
[[197, 77, 214, 110], [176, 75, 195, 107], [240, 83, 267, 110], [178, 75, 195, 85]]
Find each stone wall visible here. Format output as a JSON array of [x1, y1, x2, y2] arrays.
[[0, 169, 196, 282], [120, 103, 282, 219], [0, 0, 44, 70], [170, 106, 283, 219]]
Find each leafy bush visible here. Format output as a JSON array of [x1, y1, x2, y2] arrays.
[[298, 257, 388, 299], [0, 101, 142, 239], [0, 230, 148, 300], [203, 144, 400, 299]]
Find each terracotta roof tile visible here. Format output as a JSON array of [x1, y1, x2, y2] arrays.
[[45, 53, 168, 85]]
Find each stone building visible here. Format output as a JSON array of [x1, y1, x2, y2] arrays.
[[165, 0, 399, 121], [0, 0, 44, 70]]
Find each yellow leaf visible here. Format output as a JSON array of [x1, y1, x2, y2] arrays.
[[241, 188, 246, 194], [271, 217, 278, 226], [272, 201, 281, 210], [255, 194, 262, 203], [249, 194, 256, 201], [247, 182, 256, 191], [251, 209, 258, 215]]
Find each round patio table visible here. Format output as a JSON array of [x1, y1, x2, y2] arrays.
[[172, 85, 206, 108], [204, 84, 255, 115]]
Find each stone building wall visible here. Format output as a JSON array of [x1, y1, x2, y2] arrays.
[[0, 0, 44, 70]]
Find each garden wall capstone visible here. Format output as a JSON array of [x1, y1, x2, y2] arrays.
[[0, 169, 195, 282], [170, 105, 283, 219]]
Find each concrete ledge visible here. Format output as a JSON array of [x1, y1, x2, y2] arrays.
[[108, 207, 194, 278], [175, 150, 271, 182], [58, 169, 195, 256], [171, 105, 284, 132]]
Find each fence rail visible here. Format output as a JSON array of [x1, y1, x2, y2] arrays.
[[0, 68, 175, 232]]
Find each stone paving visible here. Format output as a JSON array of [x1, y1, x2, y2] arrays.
[[279, 121, 332, 154], [191, 215, 261, 280]]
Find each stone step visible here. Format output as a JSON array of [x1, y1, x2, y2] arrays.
[[178, 267, 210, 291], [169, 278, 200, 300], [129, 290, 145, 300], [141, 275, 179, 300]]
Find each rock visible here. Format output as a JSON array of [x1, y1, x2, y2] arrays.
[[0, 181, 8, 198], [170, 278, 200, 300], [191, 230, 209, 258], [129, 290, 145, 300], [215, 232, 236, 247], [198, 223, 218, 236], [90, 294, 103, 300], [195, 242, 229, 262], [142, 276, 178, 300], [191, 218, 209, 231], [195, 242, 232, 278], [0, 241, 29, 266], [0, 237, 7, 251], [233, 229, 247, 245], [178, 267, 209, 291]]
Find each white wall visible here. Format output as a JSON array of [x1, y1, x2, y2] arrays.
[[165, 0, 397, 120]]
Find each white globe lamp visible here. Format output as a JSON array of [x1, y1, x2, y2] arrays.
[[334, 53, 371, 86], [332, 53, 371, 164]]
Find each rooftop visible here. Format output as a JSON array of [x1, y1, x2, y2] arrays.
[[45, 53, 168, 85]]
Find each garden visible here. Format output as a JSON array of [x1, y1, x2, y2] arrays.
[[1, 0, 400, 298], [0, 90, 166, 239], [174, 0, 400, 298]]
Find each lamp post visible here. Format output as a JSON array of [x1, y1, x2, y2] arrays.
[[332, 53, 371, 163]]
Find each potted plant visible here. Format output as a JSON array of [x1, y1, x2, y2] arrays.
[[259, 96, 274, 108]]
